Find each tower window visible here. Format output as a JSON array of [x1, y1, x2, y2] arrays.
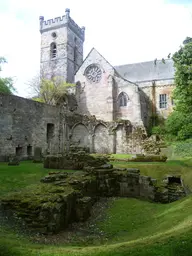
[[118, 92, 128, 107], [50, 42, 57, 59], [159, 94, 167, 109], [51, 32, 57, 38]]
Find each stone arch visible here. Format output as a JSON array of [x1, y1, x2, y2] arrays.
[[71, 123, 89, 149], [94, 124, 109, 153]]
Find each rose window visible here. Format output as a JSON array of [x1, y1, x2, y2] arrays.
[[85, 64, 102, 83]]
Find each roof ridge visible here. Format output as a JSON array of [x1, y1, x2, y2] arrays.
[[114, 58, 173, 68]]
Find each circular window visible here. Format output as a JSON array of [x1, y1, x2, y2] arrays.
[[85, 64, 102, 83], [51, 32, 57, 38]]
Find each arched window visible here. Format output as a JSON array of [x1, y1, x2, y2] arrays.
[[50, 42, 57, 59], [118, 92, 128, 107]]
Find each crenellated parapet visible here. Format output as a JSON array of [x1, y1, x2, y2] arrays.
[[39, 8, 85, 41]]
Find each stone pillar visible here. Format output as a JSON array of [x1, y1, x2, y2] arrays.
[[106, 75, 114, 122], [108, 131, 116, 154], [135, 86, 143, 126], [90, 134, 95, 153]]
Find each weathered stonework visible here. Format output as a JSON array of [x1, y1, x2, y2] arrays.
[[75, 49, 143, 126], [0, 163, 186, 234], [0, 93, 149, 160], [40, 9, 85, 83], [0, 94, 61, 161], [0, 9, 178, 160]]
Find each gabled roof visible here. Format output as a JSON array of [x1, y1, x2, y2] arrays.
[[114, 59, 175, 83], [76, 47, 138, 86], [75, 47, 115, 75]]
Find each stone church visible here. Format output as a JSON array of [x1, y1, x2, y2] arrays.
[[40, 8, 175, 125], [0, 9, 175, 161]]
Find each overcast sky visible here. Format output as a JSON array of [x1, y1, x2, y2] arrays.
[[0, 0, 192, 97]]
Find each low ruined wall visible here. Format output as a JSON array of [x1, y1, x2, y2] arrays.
[[0, 94, 61, 161], [0, 166, 186, 234], [67, 114, 147, 154], [0, 93, 148, 161]]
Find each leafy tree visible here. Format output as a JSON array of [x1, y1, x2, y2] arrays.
[[28, 74, 75, 105], [172, 38, 192, 113], [164, 37, 192, 140], [0, 57, 16, 94]]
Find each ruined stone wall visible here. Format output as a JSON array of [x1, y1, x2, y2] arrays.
[[67, 114, 145, 154], [0, 94, 61, 161], [115, 124, 146, 154], [1, 165, 186, 234], [0, 93, 146, 162], [66, 114, 114, 154]]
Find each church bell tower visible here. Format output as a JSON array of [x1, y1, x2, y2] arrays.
[[39, 8, 85, 83]]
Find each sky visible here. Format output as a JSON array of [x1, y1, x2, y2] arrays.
[[0, 0, 192, 97]]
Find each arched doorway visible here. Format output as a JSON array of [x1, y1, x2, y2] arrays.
[[71, 123, 89, 149], [94, 124, 109, 153]]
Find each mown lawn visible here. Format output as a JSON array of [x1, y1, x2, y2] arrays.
[[0, 158, 192, 255], [0, 161, 74, 196]]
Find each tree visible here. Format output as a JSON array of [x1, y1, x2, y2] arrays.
[[172, 38, 192, 113], [0, 57, 16, 94], [164, 37, 192, 140], [28, 74, 75, 105]]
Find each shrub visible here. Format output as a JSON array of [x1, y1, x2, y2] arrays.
[[152, 125, 166, 136], [174, 139, 192, 157], [177, 123, 192, 140]]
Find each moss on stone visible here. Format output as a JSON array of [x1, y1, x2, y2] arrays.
[[0, 165, 187, 235]]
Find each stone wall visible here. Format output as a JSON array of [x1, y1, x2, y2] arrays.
[[138, 80, 175, 121], [67, 114, 146, 154], [0, 164, 186, 234], [0, 94, 61, 161], [75, 48, 144, 126], [0, 94, 147, 161], [75, 49, 115, 122], [114, 76, 143, 126]]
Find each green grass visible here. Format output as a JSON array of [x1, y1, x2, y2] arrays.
[[90, 153, 132, 160], [112, 159, 192, 190], [110, 154, 132, 159], [98, 197, 192, 243], [0, 159, 192, 255], [0, 161, 74, 196]]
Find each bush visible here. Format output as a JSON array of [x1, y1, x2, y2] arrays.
[[165, 111, 187, 136], [151, 125, 166, 136], [174, 139, 192, 157], [177, 123, 192, 140]]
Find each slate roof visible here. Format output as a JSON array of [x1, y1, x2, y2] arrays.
[[114, 59, 175, 83]]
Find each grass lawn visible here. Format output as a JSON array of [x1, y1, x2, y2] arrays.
[[0, 161, 74, 196], [0, 159, 192, 255], [110, 154, 132, 159]]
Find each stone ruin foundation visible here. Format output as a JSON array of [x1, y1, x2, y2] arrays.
[[0, 152, 187, 235]]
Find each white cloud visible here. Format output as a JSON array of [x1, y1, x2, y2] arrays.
[[0, 0, 192, 97]]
